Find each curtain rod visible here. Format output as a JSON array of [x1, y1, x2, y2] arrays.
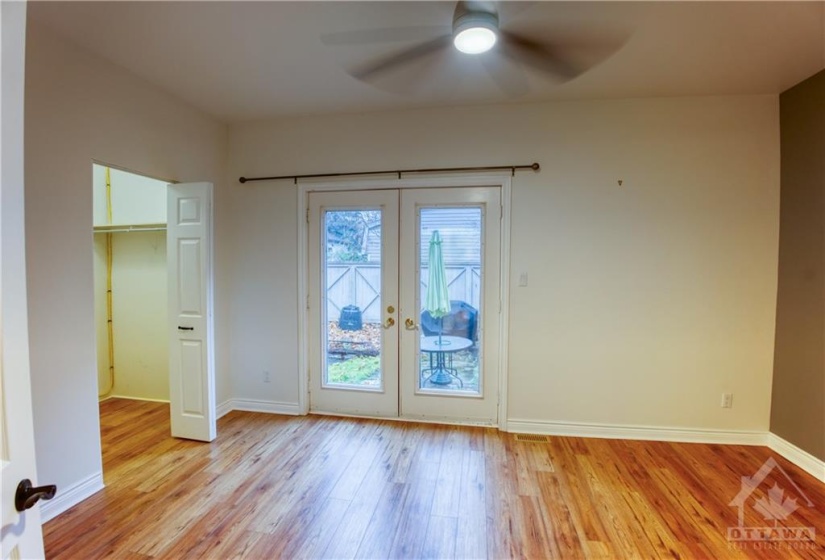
[[239, 162, 540, 184]]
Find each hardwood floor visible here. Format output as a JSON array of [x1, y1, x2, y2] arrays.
[[44, 399, 824, 559]]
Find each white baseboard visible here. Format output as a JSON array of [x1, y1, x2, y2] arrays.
[[768, 433, 825, 483], [311, 410, 495, 428], [40, 471, 104, 523], [217, 399, 233, 419], [217, 398, 301, 418], [106, 394, 171, 404], [507, 418, 768, 445]]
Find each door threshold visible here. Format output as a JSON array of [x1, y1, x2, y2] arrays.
[[309, 410, 498, 429]]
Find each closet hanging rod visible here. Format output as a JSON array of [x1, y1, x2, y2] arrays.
[[93, 224, 167, 234], [239, 162, 540, 184]]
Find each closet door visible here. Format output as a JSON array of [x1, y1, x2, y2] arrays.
[[167, 182, 216, 441]]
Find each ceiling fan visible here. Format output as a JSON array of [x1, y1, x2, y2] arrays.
[[322, 1, 628, 97]]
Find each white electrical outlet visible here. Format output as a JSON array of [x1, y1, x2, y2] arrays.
[[721, 393, 733, 408], [263, 370, 271, 383]]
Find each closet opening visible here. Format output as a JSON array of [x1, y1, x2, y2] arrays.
[[92, 163, 171, 471]]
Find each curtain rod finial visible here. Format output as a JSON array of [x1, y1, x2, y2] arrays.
[[531, 163, 540, 171]]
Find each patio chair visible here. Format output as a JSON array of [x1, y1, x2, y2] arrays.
[[420, 300, 478, 346]]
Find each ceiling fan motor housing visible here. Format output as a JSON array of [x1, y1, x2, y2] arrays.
[[452, 11, 499, 54]]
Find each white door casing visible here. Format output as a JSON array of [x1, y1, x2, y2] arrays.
[[1, 1, 48, 556], [167, 183, 216, 442]]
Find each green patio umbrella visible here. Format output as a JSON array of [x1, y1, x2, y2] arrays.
[[426, 230, 451, 347]]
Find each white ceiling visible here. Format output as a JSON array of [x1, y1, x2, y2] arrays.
[[28, 1, 825, 123]]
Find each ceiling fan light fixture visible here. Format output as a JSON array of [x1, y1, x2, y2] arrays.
[[453, 12, 498, 54]]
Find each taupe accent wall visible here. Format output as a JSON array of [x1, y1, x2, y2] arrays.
[[770, 69, 825, 461]]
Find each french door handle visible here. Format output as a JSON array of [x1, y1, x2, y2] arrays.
[[405, 318, 419, 330], [383, 317, 396, 329], [178, 326, 194, 331]]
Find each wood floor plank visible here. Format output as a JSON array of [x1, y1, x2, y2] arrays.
[[454, 448, 488, 560], [42, 399, 825, 559], [353, 482, 409, 559], [482, 428, 522, 559], [319, 438, 397, 559], [281, 497, 351, 560], [431, 426, 466, 518], [421, 515, 458, 560], [387, 459, 438, 559]]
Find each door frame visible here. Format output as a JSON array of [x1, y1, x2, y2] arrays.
[[89, 164, 217, 442], [296, 174, 512, 429]]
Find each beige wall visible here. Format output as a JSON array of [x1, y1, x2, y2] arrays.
[[95, 232, 169, 402], [227, 95, 781, 433], [25, 22, 228, 501], [771, 70, 825, 461], [92, 165, 168, 227]]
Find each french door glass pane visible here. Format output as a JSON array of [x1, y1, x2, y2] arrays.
[[323, 209, 382, 390], [418, 207, 482, 394]]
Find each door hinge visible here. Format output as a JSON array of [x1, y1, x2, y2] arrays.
[[306, 294, 310, 310], [306, 208, 310, 224]]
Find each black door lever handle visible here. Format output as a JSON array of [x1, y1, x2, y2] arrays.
[[15, 479, 57, 512], [178, 326, 194, 331]]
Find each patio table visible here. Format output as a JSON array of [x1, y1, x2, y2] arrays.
[[420, 335, 473, 387]]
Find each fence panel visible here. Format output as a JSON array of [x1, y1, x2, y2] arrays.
[[329, 263, 480, 325]]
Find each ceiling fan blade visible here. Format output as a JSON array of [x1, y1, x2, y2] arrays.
[[321, 26, 451, 46], [480, 52, 530, 97], [499, 31, 582, 81], [352, 35, 452, 82], [495, 1, 537, 21], [455, 1, 498, 19]]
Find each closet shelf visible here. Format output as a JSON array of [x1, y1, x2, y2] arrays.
[[93, 223, 167, 233]]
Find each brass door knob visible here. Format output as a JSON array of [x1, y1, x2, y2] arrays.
[[404, 318, 418, 330], [383, 317, 396, 329]]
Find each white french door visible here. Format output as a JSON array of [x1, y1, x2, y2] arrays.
[[308, 190, 400, 417], [308, 186, 501, 424]]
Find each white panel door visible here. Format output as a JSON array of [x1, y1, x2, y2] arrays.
[[0, 288, 46, 559], [167, 183, 216, 441], [2, 2, 49, 555], [308, 190, 400, 417]]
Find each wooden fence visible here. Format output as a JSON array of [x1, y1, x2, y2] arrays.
[[327, 263, 481, 324]]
